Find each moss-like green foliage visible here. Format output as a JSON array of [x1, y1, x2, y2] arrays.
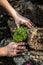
[[13, 27, 28, 42]]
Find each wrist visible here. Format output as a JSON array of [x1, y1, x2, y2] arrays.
[[12, 10, 18, 19], [0, 47, 8, 56], [3, 46, 8, 56]]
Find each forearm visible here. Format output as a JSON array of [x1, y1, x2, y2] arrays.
[[0, 47, 7, 56], [0, 0, 17, 18]]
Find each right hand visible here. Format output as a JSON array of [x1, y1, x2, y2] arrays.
[[4, 42, 27, 57], [14, 12, 34, 28]]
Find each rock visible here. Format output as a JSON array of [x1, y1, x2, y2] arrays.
[[27, 28, 43, 50]]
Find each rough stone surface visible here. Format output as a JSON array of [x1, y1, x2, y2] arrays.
[[27, 28, 43, 50]]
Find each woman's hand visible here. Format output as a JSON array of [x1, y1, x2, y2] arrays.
[[4, 42, 27, 57], [14, 13, 34, 28]]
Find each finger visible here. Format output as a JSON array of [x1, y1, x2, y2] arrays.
[[15, 20, 20, 28], [27, 20, 32, 26], [26, 21, 34, 28], [24, 20, 34, 28], [16, 49, 27, 53], [16, 23, 20, 28], [29, 21, 35, 27], [17, 46, 26, 50], [10, 43, 26, 50], [26, 19, 35, 26], [22, 20, 32, 28], [18, 42, 26, 46], [25, 22, 32, 28], [14, 54, 20, 57], [10, 52, 19, 57]]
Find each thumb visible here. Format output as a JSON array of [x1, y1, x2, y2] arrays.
[[15, 20, 20, 28], [15, 21, 19, 28], [16, 24, 20, 28]]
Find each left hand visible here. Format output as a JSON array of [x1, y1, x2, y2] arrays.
[[4, 42, 27, 57], [14, 13, 34, 28]]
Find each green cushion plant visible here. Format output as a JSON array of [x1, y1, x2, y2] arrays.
[[13, 27, 28, 42]]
